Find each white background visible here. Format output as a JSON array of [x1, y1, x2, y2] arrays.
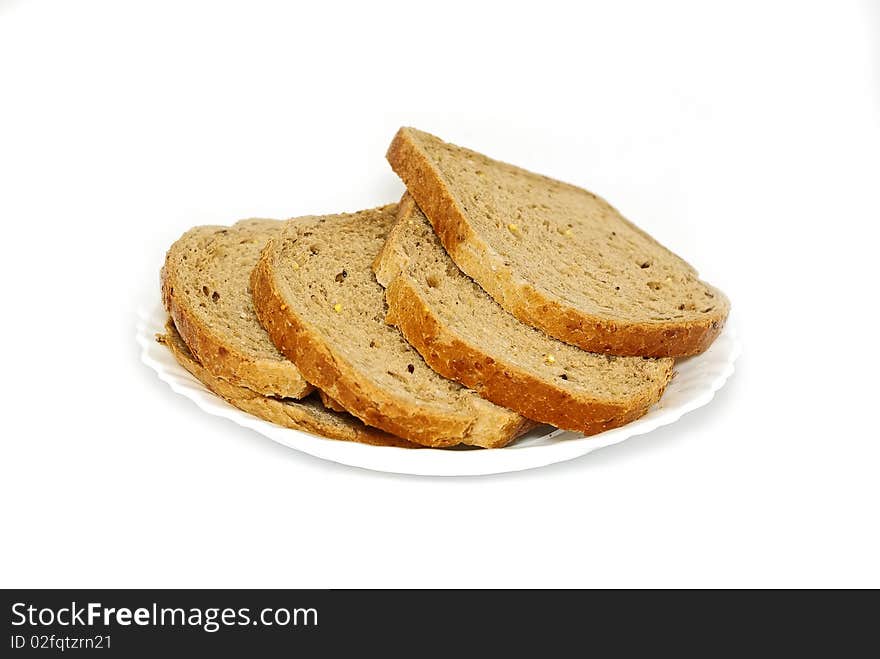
[[1, 0, 878, 588]]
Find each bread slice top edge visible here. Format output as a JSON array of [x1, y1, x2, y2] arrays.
[[387, 126, 730, 357], [373, 194, 674, 433], [250, 204, 534, 448], [161, 219, 313, 398]]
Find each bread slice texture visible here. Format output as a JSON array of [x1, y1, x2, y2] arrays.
[[158, 320, 418, 448], [374, 195, 674, 433], [251, 204, 534, 448], [387, 127, 730, 358], [318, 391, 347, 413], [162, 219, 312, 398]]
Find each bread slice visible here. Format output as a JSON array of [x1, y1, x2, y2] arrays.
[[318, 391, 347, 413], [373, 195, 674, 433], [387, 127, 730, 358], [161, 219, 312, 398], [158, 320, 418, 448], [251, 204, 534, 448]]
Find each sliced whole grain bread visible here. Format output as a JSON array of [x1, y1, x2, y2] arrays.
[[373, 194, 674, 433], [158, 320, 418, 448], [387, 127, 730, 358], [161, 219, 312, 398], [318, 391, 348, 413], [251, 204, 534, 448]]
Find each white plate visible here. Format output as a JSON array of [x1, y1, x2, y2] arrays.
[[137, 302, 740, 476]]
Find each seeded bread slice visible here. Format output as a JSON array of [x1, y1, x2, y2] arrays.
[[251, 204, 534, 448], [373, 195, 674, 433], [318, 391, 348, 413], [158, 321, 418, 448], [387, 127, 730, 358], [161, 219, 312, 398]]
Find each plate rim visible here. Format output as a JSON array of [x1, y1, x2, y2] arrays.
[[137, 302, 740, 476]]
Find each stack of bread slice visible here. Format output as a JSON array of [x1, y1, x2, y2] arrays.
[[158, 128, 729, 449]]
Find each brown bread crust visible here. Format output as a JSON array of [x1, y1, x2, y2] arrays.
[[387, 127, 728, 358], [384, 277, 664, 433], [250, 214, 534, 449], [318, 391, 348, 413], [161, 224, 313, 398], [158, 321, 418, 448], [375, 195, 673, 434]]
